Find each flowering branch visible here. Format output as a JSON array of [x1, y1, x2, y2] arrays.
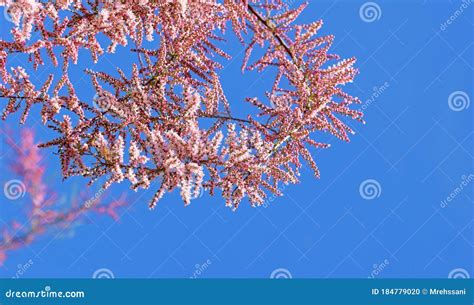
[[0, 0, 363, 209], [0, 128, 127, 266]]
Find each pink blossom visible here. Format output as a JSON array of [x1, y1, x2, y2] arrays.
[[0, 1, 364, 209]]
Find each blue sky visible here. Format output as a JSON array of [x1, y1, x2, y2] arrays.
[[0, 0, 472, 279]]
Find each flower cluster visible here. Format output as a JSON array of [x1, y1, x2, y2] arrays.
[[0, 0, 363, 209]]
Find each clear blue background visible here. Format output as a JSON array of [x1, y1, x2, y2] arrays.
[[0, 0, 472, 278]]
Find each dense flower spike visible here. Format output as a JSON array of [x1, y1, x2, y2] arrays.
[[0, 0, 363, 209]]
